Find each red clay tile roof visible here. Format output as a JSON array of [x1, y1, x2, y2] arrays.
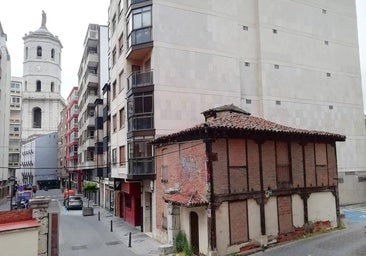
[[152, 105, 346, 144], [164, 191, 208, 207]]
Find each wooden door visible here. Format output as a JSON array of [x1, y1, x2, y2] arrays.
[[190, 212, 199, 255]]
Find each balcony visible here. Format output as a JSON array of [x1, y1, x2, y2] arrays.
[[86, 51, 98, 68], [85, 137, 95, 149], [86, 72, 98, 89], [127, 157, 155, 179], [127, 70, 153, 90], [127, 27, 153, 60]]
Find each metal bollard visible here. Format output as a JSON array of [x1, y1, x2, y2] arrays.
[[98, 211, 100, 221], [110, 220, 113, 232], [128, 232, 132, 247]]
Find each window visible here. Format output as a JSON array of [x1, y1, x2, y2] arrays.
[[11, 97, 20, 103], [112, 47, 117, 67], [51, 49, 55, 59], [112, 80, 117, 99], [33, 107, 42, 128], [112, 148, 117, 164], [111, 14, 117, 34], [128, 91, 154, 131], [119, 33, 124, 56], [127, 6, 152, 47], [322, 9, 327, 14], [37, 46, 42, 57], [119, 107, 125, 129], [324, 40, 329, 45], [25, 47, 28, 59], [276, 100, 281, 105], [132, 140, 152, 158], [119, 146, 125, 166], [274, 64, 279, 69], [244, 62, 250, 67], [273, 29, 277, 34], [326, 72, 331, 77], [242, 26, 248, 31], [246, 99, 252, 104], [51, 82, 54, 92], [36, 80, 41, 91], [113, 114, 117, 132], [119, 70, 124, 92]]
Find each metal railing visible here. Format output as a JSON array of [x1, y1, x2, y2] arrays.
[[127, 70, 153, 90]]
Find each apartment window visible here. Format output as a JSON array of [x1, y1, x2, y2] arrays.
[[322, 9, 327, 14], [324, 40, 329, 45], [36, 80, 41, 91], [119, 146, 126, 166], [33, 107, 42, 128], [111, 14, 117, 34], [242, 26, 248, 31], [119, 70, 124, 92], [51, 49, 55, 59], [273, 29, 278, 34], [37, 46, 42, 57], [119, 33, 124, 56], [113, 114, 117, 132], [119, 107, 125, 129], [274, 64, 279, 69], [112, 47, 117, 67], [276, 100, 281, 105], [51, 82, 54, 92], [128, 91, 154, 131], [112, 148, 117, 164], [244, 62, 250, 67], [326, 72, 331, 77], [11, 97, 20, 103], [127, 6, 152, 47], [329, 105, 333, 110], [112, 80, 117, 99], [25, 47, 28, 59], [118, 0, 124, 18], [246, 99, 252, 104]]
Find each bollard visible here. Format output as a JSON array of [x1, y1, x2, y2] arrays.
[[128, 232, 132, 247], [98, 211, 100, 221], [110, 220, 113, 232]]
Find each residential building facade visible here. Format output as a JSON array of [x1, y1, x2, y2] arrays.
[[21, 11, 65, 140], [9, 77, 22, 178], [65, 87, 81, 192], [107, 1, 366, 221], [0, 22, 10, 199], [77, 24, 108, 203], [19, 132, 58, 188], [57, 105, 67, 190], [153, 105, 345, 255]]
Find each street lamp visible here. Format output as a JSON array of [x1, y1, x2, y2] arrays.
[[8, 176, 16, 211]]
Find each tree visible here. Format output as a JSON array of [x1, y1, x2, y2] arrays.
[[83, 182, 98, 207]]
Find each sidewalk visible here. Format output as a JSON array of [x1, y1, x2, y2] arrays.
[[92, 205, 162, 256]]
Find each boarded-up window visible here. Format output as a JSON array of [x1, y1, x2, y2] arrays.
[[276, 142, 291, 188], [277, 196, 293, 234], [247, 140, 260, 191], [229, 139, 247, 193], [229, 201, 248, 244], [315, 143, 328, 186]]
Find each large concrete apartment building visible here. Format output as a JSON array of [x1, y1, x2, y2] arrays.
[[0, 22, 10, 199], [105, 0, 366, 232], [77, 24, 108, 198]]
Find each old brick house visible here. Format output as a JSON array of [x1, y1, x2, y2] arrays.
[[152, 105, 345, 256]]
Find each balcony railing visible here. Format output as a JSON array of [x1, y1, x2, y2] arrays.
[[127, 70, 153, 90], [128, 157, 154, 176], [127, 27, 152, 48]]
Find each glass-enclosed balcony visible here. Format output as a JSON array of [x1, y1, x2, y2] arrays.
[[127, 27, 152, 49], [127, 70, 153, 90], [128, 157, 155, 179]]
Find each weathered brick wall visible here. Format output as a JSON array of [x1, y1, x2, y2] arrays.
[[277, 196, 293, 234], [0, 209, 33, 224], [212, 139, 229, 194], [304, 143, 316, 186], [291, 143, 304, 187], [229, 200, 248, 244], [262, 141, 277, 190], [228, 139, 247, 193], [327, 144, 337, 186], [247, 140, 260, 191]]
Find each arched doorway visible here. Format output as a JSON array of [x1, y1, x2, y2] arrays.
[[190, 211, 199, 255]]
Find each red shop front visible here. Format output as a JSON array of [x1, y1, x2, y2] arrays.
[[121, 182, 141, 226]]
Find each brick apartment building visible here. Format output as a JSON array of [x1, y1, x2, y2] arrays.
[[152, 105, 345, 255]]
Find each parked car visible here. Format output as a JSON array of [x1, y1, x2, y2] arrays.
[[65, 196, 83, 210]]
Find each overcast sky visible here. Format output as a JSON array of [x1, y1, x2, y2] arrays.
[[1, 0, 366, 110]]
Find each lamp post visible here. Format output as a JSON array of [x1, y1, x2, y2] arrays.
[[8, 176, 16, 211]]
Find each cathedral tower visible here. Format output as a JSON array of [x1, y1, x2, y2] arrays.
[[21, 11, 65, 140]]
